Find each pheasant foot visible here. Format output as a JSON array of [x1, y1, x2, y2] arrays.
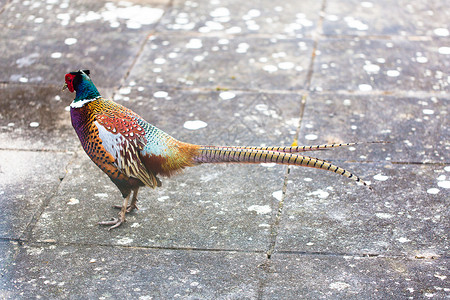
[[98, 217, 124, 230], [98, 191, 131, 230]]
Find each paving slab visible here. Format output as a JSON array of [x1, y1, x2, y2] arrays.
[[127, 34, 313, 90], [264, 253, 449, 299], [297, 92, 448, 163], [0, 150, 72, 239], [277, 163, 449, 256], [0, 241, 19, 294], [0, 84, 78, 151], [311, 38, 450, 93], [324, 0, 450, 37], [1, 0, 167, 87], [158, 0, 321, 38], [2, 243, 264, 299], [32, 89, 302, 251]]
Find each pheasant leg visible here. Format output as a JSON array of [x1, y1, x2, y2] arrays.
[[99, 192, 130, 230], [113, 188, 139, 212]]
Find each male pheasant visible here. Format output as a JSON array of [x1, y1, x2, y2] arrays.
[[64, 70, 373, 230]]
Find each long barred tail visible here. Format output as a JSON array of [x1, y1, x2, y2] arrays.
[[193, 146, 372, 190], [211, 141, 387, 153]]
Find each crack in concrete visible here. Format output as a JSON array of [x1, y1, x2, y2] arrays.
[[264, 1, 328, 261], [18, 151, 78, 242], [112, 0, 175, 100]]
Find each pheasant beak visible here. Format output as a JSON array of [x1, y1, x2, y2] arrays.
[[62, 83, 68, 91]]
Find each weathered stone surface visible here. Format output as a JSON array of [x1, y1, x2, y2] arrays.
[[323, 0, 450, 37], [2, 243, 264, 299], [297, 92, 448, 163], [278, 163, 449, 256], [127, 34, 313, 90], [0, 150, 71, 238], [0, 0, 167, 87], [159, 0, 321, 37], [0, 84, 77, 151], [311, 38, 450, 93], [264, 253, 449, 299]]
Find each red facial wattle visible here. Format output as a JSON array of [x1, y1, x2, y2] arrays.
[[65, 73, 75, 92]]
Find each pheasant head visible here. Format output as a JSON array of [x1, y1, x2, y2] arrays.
[[64, 69, 101, 108]]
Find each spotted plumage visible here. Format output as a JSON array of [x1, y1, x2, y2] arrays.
[[64, 70, 375, 230]]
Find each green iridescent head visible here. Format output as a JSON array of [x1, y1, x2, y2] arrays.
[[64, 70, 100, 106]]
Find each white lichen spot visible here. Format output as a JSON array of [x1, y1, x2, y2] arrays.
[[154, 58, 166, 64], [373, 174, 389, 181], [260, 163, 276, 168], [131, 223, 141, 228], [437, 181, 450, 189], [236, 43, 250, 53], [51, 52, 62, 59], [343, 99, 352, 106], [263, 65, 277, 73], [305, 134, 318, 141], [226, 26, 242, 34], [363, 64, 380, 74], [210, 7, 230, 18], [416, 56, 428, 63], [64, 38, 77, 45], [358, 84, 373, 91], [119, 87, 131, 95], [272, 190, 283, 201], [183, 120, 207, 130], [304, 177, 312, 182], [94, 193, 108, 198], [247, 9, 261, 18], [434, 274, 447, 281], [16, 53, 39, 67], [422, 109, 434, 115], [344, 17, 368, 30], [29, 122, 39, 128], [248, 205, 272, 214], [218, 39, 229, 45], [153, 91, 168, 98], [386, 70, 400, 77], [361, 1, 374, 8], [116, 237, 133, 245], [375, 213, 393, 219], [67, 198, 79, 205], [427, 188, 440, 194], [329, 282, 350, 291], [444, 166, 450, 172], [433, 28, 449, 37], [278, 62, 295, 70], [157, 196, 170, 202], [397, 237, 410, 243], [307, 189, 329, 199], [219, 91, 236, 100], [438, 47, 450, 55], [186, 38, 203, 49]]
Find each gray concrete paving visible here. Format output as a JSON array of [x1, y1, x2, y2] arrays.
[[0, 0, 448, 299]]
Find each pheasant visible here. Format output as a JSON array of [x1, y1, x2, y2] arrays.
[[64, 69, 373, 230]]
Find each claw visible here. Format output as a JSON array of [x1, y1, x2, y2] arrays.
[[62, 83, 68, 91], [98, 217, 124, 230]]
